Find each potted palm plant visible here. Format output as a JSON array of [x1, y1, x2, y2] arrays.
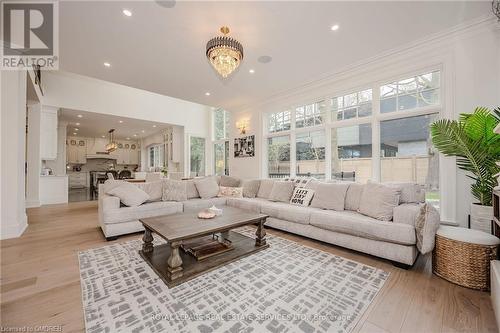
[[430, 107, 500, 232]]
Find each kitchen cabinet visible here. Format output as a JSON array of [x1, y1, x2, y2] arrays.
[[66, 137, 87, 164], [115, 141, 139, 165], [68, 172, 89, 188], [40, 106, 58, 160]]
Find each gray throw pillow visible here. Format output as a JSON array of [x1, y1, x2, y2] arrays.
[[107, 182, 149, 207], [415, 203, 440, 254], [220, 175, 241, 187], [257, 179, 275, 199], [310, 183, 349, 211], [242, 179, 261, 198], [358, 183, 401, 221], [345, 183, 364, 211], [185, 180, 200, 199], [269, 181, 295, 203], [162, 179, 188, 202], [136, 180, 163, 202], [194, 177, 219, 199], [384, 181, 423, 204]]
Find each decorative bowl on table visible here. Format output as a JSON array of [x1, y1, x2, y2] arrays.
[[197, 209, 216, 219]]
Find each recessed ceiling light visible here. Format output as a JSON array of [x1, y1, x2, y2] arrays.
[[102, 135, 106, 138], [152, 125, 157, 128], [133, 134, 137, 137], [331, 24, 339, 31], [126, 137, 130, 140], [205, 92, 210, 96], [74, 128, 79, 131], [103, 62, 111, 67], [77, 114, 83, 118], [122, 9, 132, 17], [73, 132, 77, 135], [119, 120, 123, 123], [249, 69, 255, 74], [141, 130, 145, 133], [75, 122, 80, 126]]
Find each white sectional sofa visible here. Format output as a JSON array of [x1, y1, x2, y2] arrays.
[[98, 178, 426, 267]]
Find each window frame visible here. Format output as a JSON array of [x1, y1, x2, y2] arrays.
[[212, 108, 230, 176]]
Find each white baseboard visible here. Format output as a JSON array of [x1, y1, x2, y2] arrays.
[[25, 200, 41, 208], [1, 214, 28, 240]]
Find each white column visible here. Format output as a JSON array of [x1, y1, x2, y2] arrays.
[[1, 70, 28, 239], [26, 103, 41, 208], [372, 84, 381, 182]]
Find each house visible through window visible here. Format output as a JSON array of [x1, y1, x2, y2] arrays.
[[213, 109, 230, 175]]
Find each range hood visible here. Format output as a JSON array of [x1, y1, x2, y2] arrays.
[[86, 152, 117, 159]]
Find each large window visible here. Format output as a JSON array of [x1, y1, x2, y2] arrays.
[[190, 137, 206, 177], [213, 109, 230, 175], [296, 102, 325, 128], [332, 124, 372, 183], [267, 136, 290, 178], [296, 131, 325, 179], [380, 71, 440, 113], [264, 69, 441, 207], [268, 110, 291, 133], [148, 144, 164, 170], [332, 89, 372, 121]]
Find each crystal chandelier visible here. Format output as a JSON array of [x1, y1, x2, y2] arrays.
[[206, 26, 244, 78], [105, 129, 118, 153]]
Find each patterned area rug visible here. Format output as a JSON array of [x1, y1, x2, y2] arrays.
[[79, 229, 389, 333]]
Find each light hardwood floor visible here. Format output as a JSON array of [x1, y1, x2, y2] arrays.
[[0, 201, 498, 333]]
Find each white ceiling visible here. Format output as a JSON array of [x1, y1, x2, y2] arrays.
[[59, 108, 171, 140], [58, 1, 491, 111]]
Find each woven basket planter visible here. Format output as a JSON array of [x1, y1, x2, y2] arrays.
[[432, 233, 499, 291]]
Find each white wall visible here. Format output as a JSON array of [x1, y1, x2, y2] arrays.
[[228, 17, 500, 227], [1, 70, 28, 239]]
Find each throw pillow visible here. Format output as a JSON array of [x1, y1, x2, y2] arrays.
[[218, 186, 243, 198], [185, 180, 200, 199], [162, 179, 188, 202], [194, 177, 219, 199], [242, 179, 261, 198], [136, 180, 163, 202], [283, 177, 314, 188], [107, 182, 149, 207], [358, 183, 401, 221], [256, 179, 275, 199], [310, 183, 349, 211], [415, 203, 441, 254], [219, 175, 241, 187], [383, 181, 423, 204], [289, 187, 315, 207], [268, 181, 295, 203], [345, 183, 364, 211]]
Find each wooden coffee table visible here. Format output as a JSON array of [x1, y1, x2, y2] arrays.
[[139, 206, 269, 287]]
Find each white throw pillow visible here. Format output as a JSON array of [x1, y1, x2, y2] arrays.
[[256, 179, 275, 199], [136, 180, 163, 202], [194, 177, 220, 199], [185, 180, 200, 199], [242, 179, 261, 198], [289, 188, 315, 207], [383, 181, 423, 204], [310, 183, 350, 211], [269, 181, 295, 203], [107, 182, 149, 207], [217, 186, 243, 198], [415, 203, 441, 254], [345, 183, 364, 211], [219, 175, 241, 187], [358, 183, 401, 221], [162, 179, 188, 202]]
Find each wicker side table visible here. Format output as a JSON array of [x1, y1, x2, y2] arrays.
[[432, 226, 500, 291]]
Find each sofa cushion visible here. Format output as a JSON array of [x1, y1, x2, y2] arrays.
[[242, 179, 260, 198], [345, 183, 364, 211], [107, 182, 149, 207], [358, 183, 400, 221], [257, 179, 275, 199], [393, 203, 422, 227], [219, 175, 241, 187], [383, 181, 424, 204], [102, 201, 183, 224], [218, 186, 243, 198], [182, 197, 227, 212], [309, 210, 416, 245], [185, 180, 200, 199], [194, 177, 220, 199], [162, 179, 188, 202], [415, 203, 441, 254], [226, 197, 268, 213], [269, 181, 295, 203], [310, 183, 349, 211], [136, 180, 163, 202], [289, 188, 315, 207], [260, 200, 314, 225]]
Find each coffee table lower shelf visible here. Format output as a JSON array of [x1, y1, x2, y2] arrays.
[[139, 231, 269, 288]]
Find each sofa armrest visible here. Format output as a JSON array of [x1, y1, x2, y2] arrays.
[[100, 194, 121, 211], [393, 203, 422, 227]]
